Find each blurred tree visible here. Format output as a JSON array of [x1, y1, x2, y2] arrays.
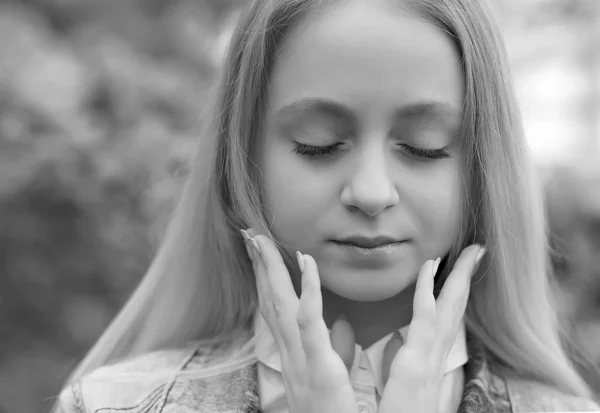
[[0, 0, 220, 411], [1, 1, 599, 412]]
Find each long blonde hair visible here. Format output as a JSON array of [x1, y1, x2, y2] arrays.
[[65, 0, 593, 399]]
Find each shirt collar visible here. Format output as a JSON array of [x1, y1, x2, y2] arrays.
[[253, 312, 468, 393]]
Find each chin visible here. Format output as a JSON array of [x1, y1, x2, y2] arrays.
[[332, 288, 401, 302], [321, 269, 416, 302]]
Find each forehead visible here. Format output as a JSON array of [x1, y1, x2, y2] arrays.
[[267, 0, 464, 121]]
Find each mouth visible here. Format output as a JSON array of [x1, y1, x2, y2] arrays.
[[331, 236, 405, 249], [328, 236, 409, 259]]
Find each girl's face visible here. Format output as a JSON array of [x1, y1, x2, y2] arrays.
[[260, 0, 465, 301]]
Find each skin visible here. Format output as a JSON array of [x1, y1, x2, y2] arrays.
[[242, 231, 483, 413], [260, 0, 465, 348]]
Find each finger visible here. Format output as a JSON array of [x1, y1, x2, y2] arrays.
[[242, 230, 293, 362], [434, 245, 484, 358], [330, 315, 355, 372], [381, 331, 404, 385], [297, 254, 333, 364], [241, 230, 270, 315], [404, 258, 438, 354], [243, 231, 286, 350], [253, 235, 299, 306], [380, 345, 424, 412], [385, 259, 437, 400], [252, 235, 303, 354]]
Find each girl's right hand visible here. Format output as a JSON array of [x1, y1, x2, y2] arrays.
[[378, 245, 484, 413], [242, 229, 360, 413]]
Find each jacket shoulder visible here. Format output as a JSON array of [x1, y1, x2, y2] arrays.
[[53, 339, 235, 413], [505, 377, 600, 412]]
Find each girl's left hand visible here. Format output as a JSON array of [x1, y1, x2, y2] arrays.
[[378, 245, 485, 413], [242, 229, 359, 413]]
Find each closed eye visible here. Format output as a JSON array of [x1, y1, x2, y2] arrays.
[[400, 144, 451, 160], [293, 143, 344, 157], [293, 143, 451, 160]]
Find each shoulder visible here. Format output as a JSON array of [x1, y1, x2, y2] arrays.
[[504, 376, 600, 412], [53, 336, 257, 413]]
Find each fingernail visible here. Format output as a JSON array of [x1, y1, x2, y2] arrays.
[[432, 257, 441, 278], [240, 230, 252, 258], [240, 229, 260, 254], [474, 247, 486, 266], [240, 229, 251, 242], [296, 251, 305, 272]]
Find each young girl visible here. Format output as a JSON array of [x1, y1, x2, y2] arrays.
[[54, 0, 600, 412]]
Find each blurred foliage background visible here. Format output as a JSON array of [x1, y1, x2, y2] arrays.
[[0, 0, 598, 412]]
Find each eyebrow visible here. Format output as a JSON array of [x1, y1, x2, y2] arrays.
[[274, 98, 356, 125], [274, 98, 462, 128], [393, 102, 462, 127]]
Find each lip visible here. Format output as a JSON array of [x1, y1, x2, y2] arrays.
[[332, 241, 405, 255], [332, 235, 404, 249], [329, 239, 407, 261]]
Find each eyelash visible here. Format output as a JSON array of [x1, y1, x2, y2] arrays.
[[294, 143, 344, 157], [293, 143, 451, 160], [403, 145, 451, 160]]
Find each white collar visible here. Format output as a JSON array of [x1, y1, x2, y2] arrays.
[[253, 312, 468, 395]]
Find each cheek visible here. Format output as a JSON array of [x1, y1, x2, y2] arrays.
[[262, 152, 333, 246], [409, 165, 462, 250]]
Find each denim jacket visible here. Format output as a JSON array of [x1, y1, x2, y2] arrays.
[[53, 333, 600, 413]]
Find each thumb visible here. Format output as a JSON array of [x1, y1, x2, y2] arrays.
[[382, 331, 404, 385], [330, 314, 355, 372]]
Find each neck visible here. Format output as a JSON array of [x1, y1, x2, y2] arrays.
[[321, 283, 417, 348]]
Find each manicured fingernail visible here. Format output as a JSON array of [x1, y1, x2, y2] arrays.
[[474, 247, 486, 266], [432, 257, 441, 278], [296, 251, 305, 272], [240, 230, 252, 257], [240, 229, 260, 254], [240, 229, 251, 242]]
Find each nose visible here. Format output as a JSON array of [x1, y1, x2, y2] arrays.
[[340, 145, 399, 217]]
